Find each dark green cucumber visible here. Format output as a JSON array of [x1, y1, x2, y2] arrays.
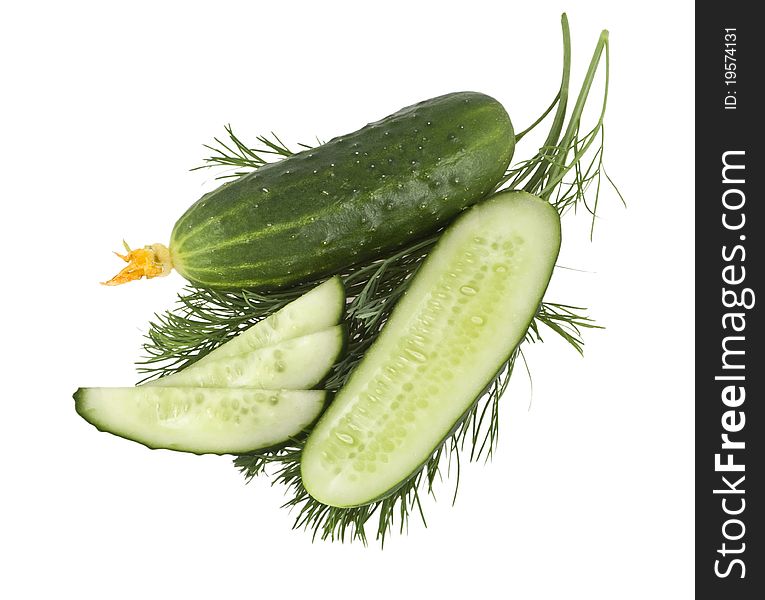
[[171, 92, 514, 289]]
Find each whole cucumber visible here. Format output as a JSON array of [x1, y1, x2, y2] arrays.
[[166, 92, 514, 290]]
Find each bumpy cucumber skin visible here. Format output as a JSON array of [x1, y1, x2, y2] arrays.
[[74, 387, 330, 455], [301, 191, 561, 507], [170, 92, 514, 290]]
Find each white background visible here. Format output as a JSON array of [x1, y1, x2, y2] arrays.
[[1, 1, 694, 598]]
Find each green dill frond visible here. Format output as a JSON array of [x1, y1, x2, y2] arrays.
[[529, 302, 603, 355], [137, 13, 615, 545], [190, 125, 305, 180]]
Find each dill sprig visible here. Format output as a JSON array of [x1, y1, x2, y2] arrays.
[[190, 126, 305, 180], [138, 13, 618, 544], [529, 302, 603, 355]]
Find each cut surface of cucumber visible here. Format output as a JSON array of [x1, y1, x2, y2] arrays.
[[301, 191, 561, 507], [150, 325, 345, 389], [75, 387, 327, 454], [187, 276, 345, 368]]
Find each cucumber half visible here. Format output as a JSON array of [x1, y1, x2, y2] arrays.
[[75, 387, 327, 454], [301, 191, 561, 507], [149, 325, 346, 389], [187, 276, 345, 368]]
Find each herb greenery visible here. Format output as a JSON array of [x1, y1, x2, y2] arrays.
[[137, 14, 618, 544]]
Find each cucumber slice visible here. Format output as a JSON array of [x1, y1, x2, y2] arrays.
[[301, 191, 561, 507], [189, 276, 345, 367], [74, 387, 327, 455], [149, 325, 346, 389]]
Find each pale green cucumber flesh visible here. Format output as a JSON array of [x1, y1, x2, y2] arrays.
[[301, 191, 561, 507], [75, 387, 327, 455], [186, 276, 345, 368], [149, 325, 345, 389]]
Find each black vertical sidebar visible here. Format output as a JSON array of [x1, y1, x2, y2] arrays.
[[696, 4, 762, 598]]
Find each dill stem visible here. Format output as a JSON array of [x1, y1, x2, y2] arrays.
[[540, 29, 610, 200], [523, 13, 572, 194], [514, 92, 560, 143]]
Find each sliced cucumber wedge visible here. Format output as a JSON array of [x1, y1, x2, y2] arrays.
[[189, 276, 345, 368], [75, 387, 327, 454], [301, 191, 561, 507], [149, 325, 346, 389]]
